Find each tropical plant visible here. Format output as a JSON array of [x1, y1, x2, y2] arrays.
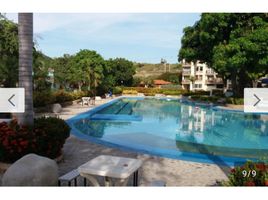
[[72, 50, 105, 95], [0, 118, 70, 163]]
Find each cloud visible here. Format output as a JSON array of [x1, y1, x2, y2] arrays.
[[4, 13, 200, 63]]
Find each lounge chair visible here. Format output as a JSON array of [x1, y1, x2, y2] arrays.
[[95, 96, 102, 101], [155, 94, 165, 97]]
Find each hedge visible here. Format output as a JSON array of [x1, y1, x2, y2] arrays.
[[33, 90, 89, 107], [0, 117, 70, 163], [226, 97, 244, 105], [122, 87, 185, 96], [112, 86, 123, 94], [122, 89, 138, 95]]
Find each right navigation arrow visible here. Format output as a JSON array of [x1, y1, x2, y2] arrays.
[[244, 88, 268, 113], [253, 94, 261, 107]]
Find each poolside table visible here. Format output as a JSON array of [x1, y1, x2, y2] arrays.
[[78, 155, 143, 186]]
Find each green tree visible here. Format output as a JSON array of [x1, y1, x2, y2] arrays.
[[0, 14, 18, 87], [0, 14, 51, 92], [72, 50, 105, 94], [179, 13, 268, 97], [33, 50, 52, 91], [97, 60, 116, 94], [53, 54, 74, 90], [158, 72, 182, 84], [132, 76, 142, 87], [106, 58, 136, 86]]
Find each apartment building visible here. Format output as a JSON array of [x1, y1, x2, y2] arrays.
[[181, 59, 224, 91]]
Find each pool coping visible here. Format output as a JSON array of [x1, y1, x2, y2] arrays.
[[66, 96, 261, 167]]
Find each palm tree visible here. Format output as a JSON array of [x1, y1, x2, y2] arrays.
[[17, 13, 34, 126]]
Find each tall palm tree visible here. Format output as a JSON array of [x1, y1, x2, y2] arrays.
[[17, 13, 34, 126]]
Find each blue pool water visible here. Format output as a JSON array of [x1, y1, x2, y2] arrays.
[[67, 97, 268, 166]]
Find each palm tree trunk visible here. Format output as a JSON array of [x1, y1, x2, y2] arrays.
[[17, 13, 34, 126]]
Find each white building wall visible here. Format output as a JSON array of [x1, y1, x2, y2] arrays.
[[181, 60, 224, 91]]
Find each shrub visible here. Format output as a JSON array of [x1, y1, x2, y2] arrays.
[[123, 87, 185, 96], [212, 89, 224, 97], [162, 90, 182, 95], [33, 90, 91, 108], [34, 117, 70, 158], [0, 117, 70, 163], [225, 161, 268, 186], [70, 91, 89, 99], [33, 91, 56, 107], [122, 89, 138, 95], [54, 90, 74, 103], [161, 84, 182, 89], [0, 121, 35, 162], [113, 86, 123, 94], [226, 97, 244, 105]]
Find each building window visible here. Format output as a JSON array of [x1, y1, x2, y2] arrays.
[[194, 84, 202, 88]]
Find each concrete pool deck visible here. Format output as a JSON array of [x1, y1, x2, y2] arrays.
[[0, 97, 230, 186]]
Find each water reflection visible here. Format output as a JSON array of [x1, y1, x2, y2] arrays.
[[73, 97, 268, 159], [74, 118, 131, 138], [176, 104, 268, 158]]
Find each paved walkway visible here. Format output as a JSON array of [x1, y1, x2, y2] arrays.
[[59, 135, 229, 186], [1, 98, 230, 186]]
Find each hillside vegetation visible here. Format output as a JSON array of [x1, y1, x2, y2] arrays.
[[134, 63, 181, 78]]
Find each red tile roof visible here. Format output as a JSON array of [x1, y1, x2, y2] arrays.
[[153, 79, 172, 85]]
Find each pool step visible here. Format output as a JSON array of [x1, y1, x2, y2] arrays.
[[115, 102, 129, 114], [118, 100, 138, 115], [91, 114, 142, 121]]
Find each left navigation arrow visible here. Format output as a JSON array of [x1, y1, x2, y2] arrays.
[[8, 94, 16, 107], [0, 88, 24, 113]]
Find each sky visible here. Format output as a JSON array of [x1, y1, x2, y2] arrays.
[[6, 13, 200, 63]]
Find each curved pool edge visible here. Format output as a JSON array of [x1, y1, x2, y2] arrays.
[[65, 96, 260, 167], [67, 122, 254, 167]]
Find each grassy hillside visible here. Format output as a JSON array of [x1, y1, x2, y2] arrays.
[[134, 63, 182, 78]]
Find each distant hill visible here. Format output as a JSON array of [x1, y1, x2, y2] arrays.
[[134, 63, 182, 78]]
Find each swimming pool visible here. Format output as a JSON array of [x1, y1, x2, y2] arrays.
[[67, 97, 268, 166]]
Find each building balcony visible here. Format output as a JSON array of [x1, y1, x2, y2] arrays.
[[195, 71, 204, 75], [182, 70, 191, 75], [182, 79, 191, 84], [206, 78, 223, 84], [182, 64, 191, 68], [195, 79, 203, 83], [206, 70, 215, 75]]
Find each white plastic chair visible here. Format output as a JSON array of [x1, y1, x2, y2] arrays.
[[82, 97, 91, 106]]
